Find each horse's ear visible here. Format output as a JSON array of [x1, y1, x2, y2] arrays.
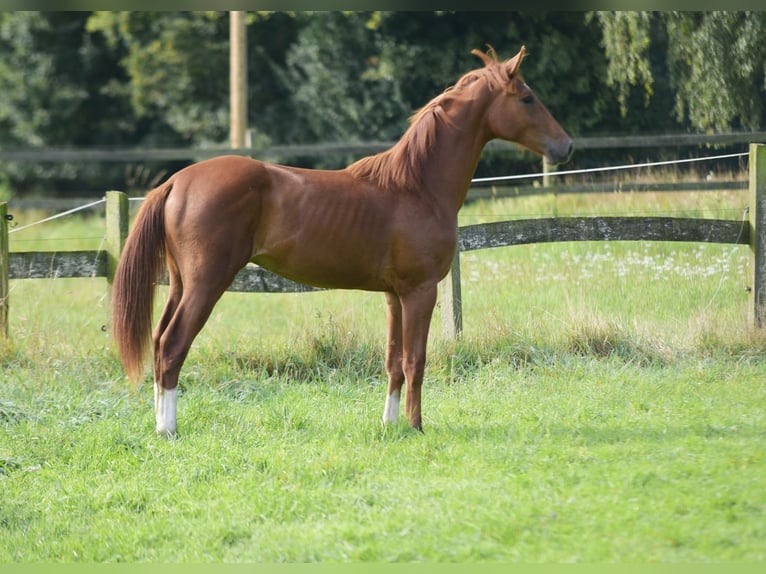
[[505, 45, 526, 78]]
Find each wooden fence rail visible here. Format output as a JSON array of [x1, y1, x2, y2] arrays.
[[1, 144, 765, 340], [1, 131, 764, 163]]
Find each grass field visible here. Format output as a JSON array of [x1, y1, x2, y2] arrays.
[[1, 179, 765, 562]]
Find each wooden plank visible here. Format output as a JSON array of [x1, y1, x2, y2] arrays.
[[572, 131, 766, 150], [467, 180, 747, 200], [7, 251, 317, 294], [8, 251, 106, 279], [748, 144, 766, 328], [227, 265, 322, 294], [8, 217, 748, 282], [155, 265, 320, 294], [0, 142, 392, 163], [0, 203, 8, 338], [458, 217, 749, 252]]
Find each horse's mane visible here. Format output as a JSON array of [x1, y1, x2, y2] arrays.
[[346, 46, 523, 191]]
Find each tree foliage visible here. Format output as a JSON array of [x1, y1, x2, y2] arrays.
[[0, 12, 136, 192], [283, 12, 408, 144], [589, 11, 654, 116], [87, 12, 230, 145], [595, 11, 766, 131], [0, 11, 763, 195]]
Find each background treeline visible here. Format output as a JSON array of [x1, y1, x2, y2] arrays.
[[0, 11, 764, 197]]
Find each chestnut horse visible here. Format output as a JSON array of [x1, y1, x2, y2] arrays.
[[112, 46, 572, 435]]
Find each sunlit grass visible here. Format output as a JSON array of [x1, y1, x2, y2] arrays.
[[2, 349, 764, 561]]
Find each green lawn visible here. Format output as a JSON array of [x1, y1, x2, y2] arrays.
[[1, 184, 764, 561], [1, 343, 764, 561]]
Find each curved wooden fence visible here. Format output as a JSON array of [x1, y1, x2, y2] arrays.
[[1, 144, 765, 339]]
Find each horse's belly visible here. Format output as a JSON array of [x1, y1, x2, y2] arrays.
[[250, 243, 391, 292], [249, 187, 396, 291]]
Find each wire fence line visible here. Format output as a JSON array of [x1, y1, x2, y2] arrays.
[[2, 144, 765, 339], [471, 152, 749, 184], [5, 151, 750, 235], [8, 198, 106, 235]]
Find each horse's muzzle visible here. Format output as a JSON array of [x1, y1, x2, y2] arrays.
[[546, 139, 574, 166]]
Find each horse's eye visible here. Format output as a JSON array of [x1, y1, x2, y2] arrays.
[[521, 95, 534, 105]]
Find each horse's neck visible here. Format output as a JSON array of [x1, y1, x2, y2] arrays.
[[420, 91, 493, 215]]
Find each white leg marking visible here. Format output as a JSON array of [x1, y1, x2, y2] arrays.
[[382, 389, 400, 424], [154, 382, 178, 436]]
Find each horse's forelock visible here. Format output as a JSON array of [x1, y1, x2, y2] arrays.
[[470, 45, 499, 67], [470, 45, 525, 92]]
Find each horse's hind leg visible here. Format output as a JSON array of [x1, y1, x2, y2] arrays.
[[152, 241, 249, 435], [153, 278, 232, 435], [152, 259, 182, 435]]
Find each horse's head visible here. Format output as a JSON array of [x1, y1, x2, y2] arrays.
[[473, 46, 573, 165]]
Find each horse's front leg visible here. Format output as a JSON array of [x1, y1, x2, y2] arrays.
[[383, 292, 405, 424], [399, 283, 438, 431]]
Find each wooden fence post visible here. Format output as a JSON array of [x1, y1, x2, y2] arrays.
[[748, 144, 766, 329], [230, 11, 248, 149], [105, 191, 129, 324], [0, 202, 8, 339], [439, 242, 463, 340], [542, 156, 553, 188]]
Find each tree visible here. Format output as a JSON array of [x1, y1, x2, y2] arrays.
[[298, 11, 617, 137], [593, 11, 766, 132], [280, 11, 620, 174], [374, 11, 612, 136], [281, 12, 408, 146], [86, 11, 305, 147], [0, 12, 136, 193], [86, 12, 230, 146], [367, 11, 626, 174], [5, 11, 760, 196]]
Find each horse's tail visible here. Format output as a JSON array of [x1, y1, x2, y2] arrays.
[[112, 182, 173, 385]]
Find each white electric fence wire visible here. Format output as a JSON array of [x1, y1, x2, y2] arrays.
[[6, 151, 749, 232], [470, 152, 748, 184], [9, 198, 105, 234]]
